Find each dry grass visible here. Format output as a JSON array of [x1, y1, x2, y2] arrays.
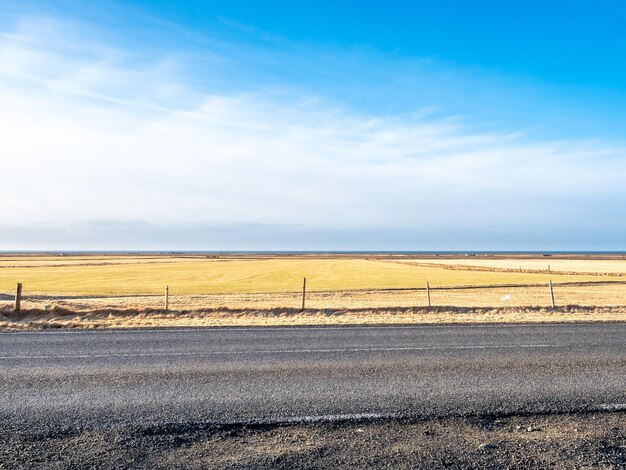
[[6, 281, 626, 311], [2, 255, 626, 329], [1, 305, 625, 330], [0, 255, 613, 296], [394, 258, 626, 275]]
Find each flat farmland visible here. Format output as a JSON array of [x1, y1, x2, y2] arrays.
[[395, 257, 626, 275], [2, 254, 626, 328], [0, 254, 616, 296]]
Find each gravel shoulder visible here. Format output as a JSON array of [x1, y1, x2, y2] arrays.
[[2, 412, 625, 469]]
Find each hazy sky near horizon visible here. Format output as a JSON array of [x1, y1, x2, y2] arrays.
[[1, 1, 626, 250]]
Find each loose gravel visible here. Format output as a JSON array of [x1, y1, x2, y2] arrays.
[[1, 412, 624, 469]]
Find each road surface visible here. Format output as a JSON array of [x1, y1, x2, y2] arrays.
[[1, 323, 625, 433]]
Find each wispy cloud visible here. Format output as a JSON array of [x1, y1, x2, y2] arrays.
[[1, 15, 626, 249]]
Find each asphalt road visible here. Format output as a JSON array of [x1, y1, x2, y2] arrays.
[[1, 323, 625, 433]]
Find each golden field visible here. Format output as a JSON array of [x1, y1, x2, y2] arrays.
[[394, 258, 626, 275], [0, 254, 616, 296], [1, 254, 626, 328]]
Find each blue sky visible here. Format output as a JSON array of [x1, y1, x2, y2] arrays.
[[1, 1, 626, 250]]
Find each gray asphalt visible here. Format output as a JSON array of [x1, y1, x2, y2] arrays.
[[1, 323, 625, 433]]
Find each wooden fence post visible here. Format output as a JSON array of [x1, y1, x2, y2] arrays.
[[426, 281, 431, 307], [549, 280, 555, 308], [301, 278, 306, 311], [14, 283, 22, 313], [164, 286, 169, 311]]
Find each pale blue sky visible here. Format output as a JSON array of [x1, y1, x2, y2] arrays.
[[1, 1, 625, 250]]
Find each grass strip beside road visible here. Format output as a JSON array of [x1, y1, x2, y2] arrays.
[[2, 305, 626, 330]]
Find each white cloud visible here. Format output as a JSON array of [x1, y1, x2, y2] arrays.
[[1, 16, 626, 249]]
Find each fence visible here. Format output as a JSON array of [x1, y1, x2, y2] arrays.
[[2, 279, 626, 312]]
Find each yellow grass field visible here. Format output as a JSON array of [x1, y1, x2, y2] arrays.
[[394, 258, 626, 275], [0, 255, 614, 296], [2, 255, 626, 328]]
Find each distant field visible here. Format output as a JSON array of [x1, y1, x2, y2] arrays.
[[3, 255, 626, 321], [395, 258, 626, 274], [0, 255, 614, 296]]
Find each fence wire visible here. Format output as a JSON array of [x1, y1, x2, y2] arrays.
[[1, 281, 625, 311]]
